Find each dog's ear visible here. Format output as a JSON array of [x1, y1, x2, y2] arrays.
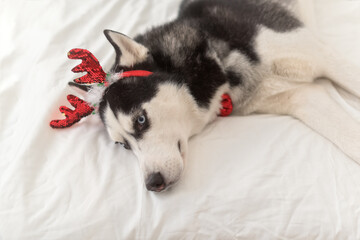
[[104, 29, 149, 68]]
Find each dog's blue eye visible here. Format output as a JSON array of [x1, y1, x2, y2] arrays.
[[137, 115, 146, 125]]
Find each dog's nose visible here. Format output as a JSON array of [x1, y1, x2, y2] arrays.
[[146, 172, 166, 192]]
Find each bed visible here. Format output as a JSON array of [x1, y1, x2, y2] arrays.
[[1, 0, 360, 239]]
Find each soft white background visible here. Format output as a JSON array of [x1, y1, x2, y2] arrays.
[[1, 0, 360, 239]]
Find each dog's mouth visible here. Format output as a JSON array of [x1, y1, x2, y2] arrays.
[[152, 183, 166, 192], [147, 180, 177, 192], [152, 181, 176, 193]]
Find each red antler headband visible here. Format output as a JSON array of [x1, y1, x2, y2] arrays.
[[50, 48, 152, 129], [50, 48, 232, 129]]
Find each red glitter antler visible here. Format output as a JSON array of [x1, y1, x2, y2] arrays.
[[50, 49, 106, 129], [50, 95, 94, 129], [68, 48, 106, 84]]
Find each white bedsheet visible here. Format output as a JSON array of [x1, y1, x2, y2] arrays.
[[1, 0, 360, 239]]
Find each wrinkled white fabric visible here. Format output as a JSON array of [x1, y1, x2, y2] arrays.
[[1, 0, 360, 239]]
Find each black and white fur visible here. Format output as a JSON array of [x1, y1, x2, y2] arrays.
[[78, 0, 360, 192]]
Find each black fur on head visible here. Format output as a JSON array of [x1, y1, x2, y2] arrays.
[[99, 75, 159, 119], [97, 73, 183, 124]]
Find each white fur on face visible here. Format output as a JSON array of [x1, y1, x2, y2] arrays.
[[103, 83, 205, 189], [138, 83, 203, 186], [103, 79, 237, 190]]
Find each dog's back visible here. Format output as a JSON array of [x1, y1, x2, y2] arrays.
[[131, 0, 303, 109], [179, 0, 302, 60]]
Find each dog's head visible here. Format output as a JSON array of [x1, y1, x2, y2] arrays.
[[91, 30, 206, 192]]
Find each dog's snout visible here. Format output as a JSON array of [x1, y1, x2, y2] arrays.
[[146, 172, 166, 192]]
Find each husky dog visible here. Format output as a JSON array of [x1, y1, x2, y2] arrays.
[[78, 0, 360, 192]]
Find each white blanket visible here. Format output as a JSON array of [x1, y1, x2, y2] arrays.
[[1, 0, 360, 239]]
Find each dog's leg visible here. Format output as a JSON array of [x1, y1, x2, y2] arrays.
[[317, 44, 360, 99], [257, 28, 360, 98], [255, 81, 360, 163]]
